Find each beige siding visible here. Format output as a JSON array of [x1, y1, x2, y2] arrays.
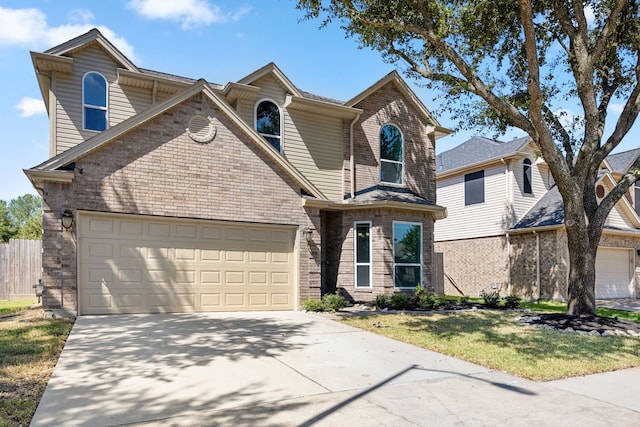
[[511, 156, 551, 223], [435, 164, 509, 241], [53, 45, 154, 155], [605, 203, 634, 229], [285, 110, 343, 200], [243, 75, 343, 200]]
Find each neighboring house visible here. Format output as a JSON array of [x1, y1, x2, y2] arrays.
[[24, 29, 450, 316], [435, 136, 640, 300]]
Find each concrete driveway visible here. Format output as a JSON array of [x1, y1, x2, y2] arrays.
[[32, 312, 640, 426]]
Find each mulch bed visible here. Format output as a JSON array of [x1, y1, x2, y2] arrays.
[[527, 313, 640, 334]]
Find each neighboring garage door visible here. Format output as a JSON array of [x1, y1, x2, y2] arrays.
[[595, 247, 634, 299], [78, 213, 296, 315]]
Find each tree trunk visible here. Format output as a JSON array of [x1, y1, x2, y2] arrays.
[[565, 222, 597, 316]]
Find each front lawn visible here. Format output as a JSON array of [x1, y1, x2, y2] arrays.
[[340, 310, 640, 381], [0, 300, 73, 426]]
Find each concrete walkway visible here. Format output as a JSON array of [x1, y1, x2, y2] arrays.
[[597, 299, 640, 312], [32, 312, 640, 426]]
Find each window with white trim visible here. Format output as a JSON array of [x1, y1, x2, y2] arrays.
[[380, 124, 403, 184], [83, 72, 108, 131], [354, 222, 372, 288], [523, 158, 532, 194], [393, 221, 422, 288], [255, 100, 282, 152]]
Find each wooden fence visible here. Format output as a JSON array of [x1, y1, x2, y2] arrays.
[[0, 239, 41, 300]]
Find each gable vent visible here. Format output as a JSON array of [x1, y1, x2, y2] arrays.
[[187, 115, 216, 143]]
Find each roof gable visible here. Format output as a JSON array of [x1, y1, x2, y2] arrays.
[[437, 136, 532, 175], [604, 148, 640, 174], [25, 80, 326, 200], [512, 170, 640, 232], [44, 28, 138, 72], [238, 62, 302, 97], [346, 71, 450, 138]]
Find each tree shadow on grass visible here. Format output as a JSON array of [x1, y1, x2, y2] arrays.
[[398, 311, 640, 363]]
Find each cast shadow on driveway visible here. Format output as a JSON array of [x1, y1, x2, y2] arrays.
[[33, 312, 539, 427]]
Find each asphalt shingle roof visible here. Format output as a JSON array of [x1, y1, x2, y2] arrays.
[[606, 148, 640, 174], [344, 185, 436, 206], [436, 136, 531, 173], [511, 186, 564, 229]]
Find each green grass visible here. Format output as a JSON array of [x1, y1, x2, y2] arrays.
[[0, 299, 37, 316], [0, 304, 73, 426], [525, 300, 640, 322], [340, 310, 640, 381]]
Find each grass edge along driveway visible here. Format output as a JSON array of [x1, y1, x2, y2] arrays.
[[340, 308, 640, 381], [0, 300, 73, 427]]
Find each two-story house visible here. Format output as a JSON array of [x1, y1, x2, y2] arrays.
[[435, 136, 640, 301], [24, 29, 450, 316]]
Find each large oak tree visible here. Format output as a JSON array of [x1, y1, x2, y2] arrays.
[[298, 0, 640, 315]]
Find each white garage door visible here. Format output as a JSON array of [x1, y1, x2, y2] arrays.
[[78, 213, 296, 315], [595, 247, 634, 299]]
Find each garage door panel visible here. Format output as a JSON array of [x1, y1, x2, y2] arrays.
[[148, 222, 170, 237], [79, 214, 296, 314], [272, 293, 291, 306], [225, 293, 245, 307], [596, 248, 634, 299]]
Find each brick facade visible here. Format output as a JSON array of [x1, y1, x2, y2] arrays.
[[350, 82, 436, 200], [41, 93, 322, 312], [440, 229, 640, 301], [435, 236, 509, 297], [324, 208, 436, 302]]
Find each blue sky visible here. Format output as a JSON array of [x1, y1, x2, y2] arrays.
[[0, 0, 637, 201]]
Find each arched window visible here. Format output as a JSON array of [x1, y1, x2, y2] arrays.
[[255, 100, 282, 152], [380, 124, 403, 184], [83, 72, 108, 131], [523, 158, 532, 194]]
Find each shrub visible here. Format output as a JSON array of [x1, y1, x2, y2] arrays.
[[302, 298, 324, 312], [389, 292, 411, 310], [375, 294, 390, 309], [457, 295, 469, 306], [480, 290, 501, 308], [322, 293, 348, 312], [414, 284, 426, 298], [418, 293, 436, 310], [503, 295, 522, 309]]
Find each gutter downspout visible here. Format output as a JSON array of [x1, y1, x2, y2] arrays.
[[152, 80, 158, 104], [506, 232, 511, 294], [349, 113, 361, 198], [534, 230, 541, 301]]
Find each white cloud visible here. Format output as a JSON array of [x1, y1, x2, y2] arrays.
[[609, 103, 625, 113], [0, 7, 137, 61], [67, 9, 95, 24], [584, 5, 596, 27], [14, 97, 46, 118], [127, 0, 251, 30]]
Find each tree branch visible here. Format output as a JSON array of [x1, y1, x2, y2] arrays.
[[591, 0, 629, 64]]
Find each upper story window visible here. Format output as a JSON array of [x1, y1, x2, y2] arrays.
[[255, 100, 282, 152], [83, 72, 108, 132], [464, 170, 485, 205], [523, 158, 532, 194], [380, 124, 404, 184]]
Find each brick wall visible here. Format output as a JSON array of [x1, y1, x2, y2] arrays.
[[435, 236, 509, 297], [351, 82, 436, 201], [326, 208, 436, 302], [41, 93, 321, 312]]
